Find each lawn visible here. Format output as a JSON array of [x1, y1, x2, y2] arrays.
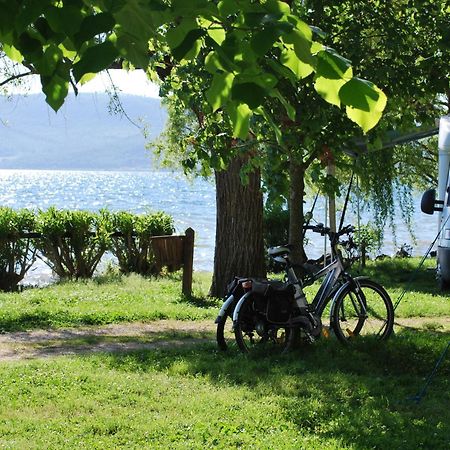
[[0, 258, 448, 449], [0, 272, 217, 332]]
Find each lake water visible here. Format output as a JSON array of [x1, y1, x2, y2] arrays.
[[0, 169, 438, 284]]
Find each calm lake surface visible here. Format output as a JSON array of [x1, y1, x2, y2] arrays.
[[0, 169, 438, 284]]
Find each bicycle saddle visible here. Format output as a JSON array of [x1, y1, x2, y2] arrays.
[[268, 244, 292, 258]]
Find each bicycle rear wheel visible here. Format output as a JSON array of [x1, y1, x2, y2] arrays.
[[331, 278, 394, 343], [234, 294, 296, 355], [216, 304, 237, 351]]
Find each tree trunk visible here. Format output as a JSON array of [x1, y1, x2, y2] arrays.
[[209, 154, 266, 297], [288, 158, 307, 266]]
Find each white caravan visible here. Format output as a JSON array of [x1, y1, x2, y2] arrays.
[[421, 116, 450, 289]]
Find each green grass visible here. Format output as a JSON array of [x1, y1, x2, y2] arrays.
[[351, 257, 450, 318], [0, 259, 449, 448], [0, 257, 449, 333], [0, 330, 448, 449], [0, 272, 218, 332]]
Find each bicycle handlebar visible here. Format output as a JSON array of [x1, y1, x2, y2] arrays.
[[303, 224, 355, 238]]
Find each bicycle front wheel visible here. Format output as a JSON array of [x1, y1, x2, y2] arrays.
[[234, 294, 296, 355], [331, 277, 394, 343]]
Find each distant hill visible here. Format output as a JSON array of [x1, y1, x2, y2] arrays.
[[0, 93, 166, 170]]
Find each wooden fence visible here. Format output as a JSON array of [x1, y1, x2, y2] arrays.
[[151, 228, 195, 296]]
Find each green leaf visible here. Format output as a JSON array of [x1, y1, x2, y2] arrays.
[[217, 0, 237, 17], [314, 66, 353, 107], [231, 82, 266, 108], [115, 34, 149, 68], [229, 102, 252, 139], [78, 72, 97, 85], [17, 32, 43, 59], [72, 41, 119, 82], [41, 74, 69, 111], [74, 13, 116, 48], [15, 0, 49, 31], [171, 0, 213, 14], [260, 108, 282, 143], [235, 72, 278, 90], [34, 44, 63, 76], [342, 81, 387, 133], [270, 88, 296, 120], [113, 0, 164, 43], [339, 77, 381, 111], [2, 44, 23, 63], [266, 59, 297, 83], [264, 0, 291, 14], [206, 72, 235, 111], [167, 26, 205, 61], [250, 22, 292, 56], [166, 19, 197, 49], [205, 51, 226, 74], [310, 25, 327, 40], [207, 26, 226, 45], [316, 48, 351, 80], [282, 27, 313, 65], [45, 5, 84, 37], [280, 45, 313, 79], [181, 33, 204, 61]]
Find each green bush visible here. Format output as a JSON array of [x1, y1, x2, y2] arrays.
[[107, 210, 174, 275], [35, 208, 111, 280], [353, 223, 382, 267], [0, 207, 37, 291]]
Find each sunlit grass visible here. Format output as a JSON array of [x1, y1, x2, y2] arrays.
[[0, 272, 218, 332]]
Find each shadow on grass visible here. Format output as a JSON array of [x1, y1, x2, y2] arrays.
[[100, 329, 450, 450], [176, 293, 220, 309], [0, 311, 134, 333]]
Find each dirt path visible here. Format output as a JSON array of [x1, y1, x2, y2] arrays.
[[0, 317, 449, 362], [0, 320, 216, 362]]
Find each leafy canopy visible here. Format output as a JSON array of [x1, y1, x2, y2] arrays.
[[0, 0, 386, 135]]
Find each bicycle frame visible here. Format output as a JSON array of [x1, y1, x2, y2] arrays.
[[307, 257, 346, 316], [231, 225, 357, 331]]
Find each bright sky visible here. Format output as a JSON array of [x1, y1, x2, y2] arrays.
[[6, 68, 161, 98]]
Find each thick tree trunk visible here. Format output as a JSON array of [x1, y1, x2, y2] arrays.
[[209, 155, 266, 297], [288, 158, 308, 266]]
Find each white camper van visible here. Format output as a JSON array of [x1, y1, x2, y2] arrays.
[[421, 116, 450, 289]]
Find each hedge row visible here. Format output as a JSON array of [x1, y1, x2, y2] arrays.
[[0, 207, 174, 292]]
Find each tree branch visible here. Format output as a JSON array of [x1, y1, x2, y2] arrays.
[[0, 70, 34, 87]]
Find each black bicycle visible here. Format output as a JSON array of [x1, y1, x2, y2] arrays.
[[217, 224, 394, 354]]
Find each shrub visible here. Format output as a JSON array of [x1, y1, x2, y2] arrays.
[[107, 210, 174, 275], [35, 208, 111, 279], [0, 207, 37, 291], [353, 223, 382, 267]]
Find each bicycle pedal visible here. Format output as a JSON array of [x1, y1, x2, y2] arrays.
[[346, 328, 355, 338]]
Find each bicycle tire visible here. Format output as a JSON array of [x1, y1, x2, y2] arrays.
[[216, 304, 235, 351], [331, 277, 394, 343], [234, 294, 296, 355]]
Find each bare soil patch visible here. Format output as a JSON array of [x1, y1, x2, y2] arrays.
[[0, 320, 216, 362], [0, 317, 448, 362]]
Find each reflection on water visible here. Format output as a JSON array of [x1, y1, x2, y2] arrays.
[[0, 169, 438, 284], [0, 169, 215, 283]]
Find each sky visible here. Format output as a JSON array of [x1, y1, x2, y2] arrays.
[[4, 68, 161, 98]]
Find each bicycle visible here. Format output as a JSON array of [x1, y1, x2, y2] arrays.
[[228, 224, 394, 354]]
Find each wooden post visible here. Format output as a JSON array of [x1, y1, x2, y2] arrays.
[[182, 228, 195, 297]]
